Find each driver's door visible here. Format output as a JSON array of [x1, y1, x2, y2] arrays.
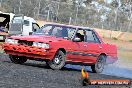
[[66, 28, 87, 62]]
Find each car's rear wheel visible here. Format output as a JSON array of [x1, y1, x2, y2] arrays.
[[91, 55, 106, 73], [48, 50, 66, 70], [9, 55, 27, 64]]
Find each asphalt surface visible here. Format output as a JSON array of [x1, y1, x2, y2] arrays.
[[0, 54, 131, 88]]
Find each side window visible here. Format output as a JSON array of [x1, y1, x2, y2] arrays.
[[85, 30, 100, 43], [32, 23, 40, 32], [24, 20, 29, 26], [77, 30, 84, 35]]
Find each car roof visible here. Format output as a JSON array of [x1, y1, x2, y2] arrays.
[[45, 23, 93, 30], [24, 16, 36, 23]]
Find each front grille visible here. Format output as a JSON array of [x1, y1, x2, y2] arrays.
[[18, 40, 33, 46]]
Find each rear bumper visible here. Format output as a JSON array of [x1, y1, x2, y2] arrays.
[[3, 43, 54, 60], [106, 55, 118, 64]]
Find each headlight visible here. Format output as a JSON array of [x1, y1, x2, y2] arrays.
[[33, 42, 50, 49], [5, 39, 18, 44]]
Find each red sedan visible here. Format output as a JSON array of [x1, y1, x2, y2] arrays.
[[3, 23, 118, 73]]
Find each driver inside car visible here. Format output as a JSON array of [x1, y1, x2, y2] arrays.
[[76, 33, 84, 42]]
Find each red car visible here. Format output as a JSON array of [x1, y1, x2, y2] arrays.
[[3, 23, 118, 73]]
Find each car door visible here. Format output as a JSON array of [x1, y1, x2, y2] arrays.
[[83, 29, 102, 64], [65, 27, 80, 62], [66, 28, 87, 62], [22, 20, 31, 35]]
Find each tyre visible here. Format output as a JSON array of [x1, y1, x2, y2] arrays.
[[48, 50, 66, 70], [9, 55, 27, 64], [91, 55, 106, 73]]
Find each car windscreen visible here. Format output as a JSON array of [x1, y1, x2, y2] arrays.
[[33, 24, 76, 39]]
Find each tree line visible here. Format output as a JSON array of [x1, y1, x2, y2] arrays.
[[0, 0, 132, 32]]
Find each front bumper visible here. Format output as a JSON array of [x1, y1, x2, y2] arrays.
[[3, 43, 53, 60]]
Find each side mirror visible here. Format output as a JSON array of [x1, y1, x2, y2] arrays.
[[73, 37, 81, 42]]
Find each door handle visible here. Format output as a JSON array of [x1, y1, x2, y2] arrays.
[[98, 45, 102, 49], [84, 45, 87, 47], [69, 48, 72, 50]]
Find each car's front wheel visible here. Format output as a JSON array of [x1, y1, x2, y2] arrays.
[[48, 50, 66, 70], [9, 55, 27, 64], [91, 55, 106, 73]]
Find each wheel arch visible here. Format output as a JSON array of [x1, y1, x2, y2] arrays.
[[99, 53, 107, 58], [57, 48, 66, 55], [48, 48, 66, 70]]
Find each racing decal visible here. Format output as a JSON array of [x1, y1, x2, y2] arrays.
[[67, 51, 98, 57]]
